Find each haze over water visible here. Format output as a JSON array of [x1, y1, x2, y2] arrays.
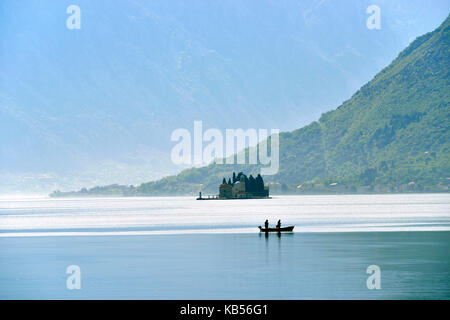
[[0, 194, 449, 299]]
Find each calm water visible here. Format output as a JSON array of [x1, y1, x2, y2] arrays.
[[0, 194, 449, 299]]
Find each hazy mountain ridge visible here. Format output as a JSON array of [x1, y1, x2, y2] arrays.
[[2, 0, 449, 194], [51, 15, 450, 197]]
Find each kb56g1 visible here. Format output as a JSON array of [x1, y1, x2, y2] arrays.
[[224, 304, 267, 315]]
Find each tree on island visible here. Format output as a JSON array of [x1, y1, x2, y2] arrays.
[[256, 174, 264, 192], [248, 175, 256, 193]]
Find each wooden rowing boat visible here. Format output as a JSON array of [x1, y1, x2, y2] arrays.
[[258, 226, 294, 232]]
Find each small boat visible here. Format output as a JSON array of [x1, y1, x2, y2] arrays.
[[258, 226, 294, 232]]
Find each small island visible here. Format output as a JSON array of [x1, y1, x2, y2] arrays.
[[197, 172, 270, 200]]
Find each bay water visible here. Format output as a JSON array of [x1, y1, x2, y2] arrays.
[[0, 194, 449, 299]]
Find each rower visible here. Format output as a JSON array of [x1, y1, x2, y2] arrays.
[[264, 219, 269, 229], [276, 220, 281, 229]]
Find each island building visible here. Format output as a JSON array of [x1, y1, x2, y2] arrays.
[[218, 172, 269, 199]]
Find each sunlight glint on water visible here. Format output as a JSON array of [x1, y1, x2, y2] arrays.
[[0, 194, 449, 236]]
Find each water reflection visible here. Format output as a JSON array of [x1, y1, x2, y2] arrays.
[[259, 231, 294, 239]]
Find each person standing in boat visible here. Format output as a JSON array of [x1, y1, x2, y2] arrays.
[[264, 220, 269, 229]]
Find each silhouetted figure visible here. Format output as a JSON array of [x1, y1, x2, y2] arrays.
[[264, 220, 269, 229], [276, 220, 281, 229]]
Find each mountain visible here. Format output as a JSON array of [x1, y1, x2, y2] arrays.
[[51, 14, 450, 197], [2, 0, 449, 194]]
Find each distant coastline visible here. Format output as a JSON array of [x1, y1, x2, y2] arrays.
[[49, 182, 449, 198]]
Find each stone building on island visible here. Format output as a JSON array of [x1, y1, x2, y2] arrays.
[[219, 172, 269, 199]]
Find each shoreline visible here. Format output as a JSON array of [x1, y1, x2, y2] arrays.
[[43, 191, 450, 199]]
